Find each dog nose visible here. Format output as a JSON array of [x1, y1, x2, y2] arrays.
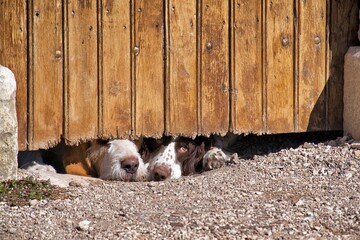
[[121, 158, 139, 174], [152, 165, 171, 181]]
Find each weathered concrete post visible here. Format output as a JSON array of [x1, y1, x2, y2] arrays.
[[344, 47, 360, 140], [343, 10, 360, 140], [0, 65, 18, 181]]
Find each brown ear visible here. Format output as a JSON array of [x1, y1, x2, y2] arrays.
[[134, 136, 144, 150], [139, 137, 170, 163], [179, 142, 206, 176], [61, 142, 98, 177], [86, 141, 109, 164], [139, 140, 150, 163], [81, 141, 109, 177]]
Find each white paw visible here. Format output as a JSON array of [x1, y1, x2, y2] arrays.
[[202, 148, 228, 171], [24, 161, 57, 173]]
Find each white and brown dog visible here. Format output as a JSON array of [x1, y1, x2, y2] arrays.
[[140, 135, 239, 181], [20, 139, 148, 182], [80, 139, 148, 181]]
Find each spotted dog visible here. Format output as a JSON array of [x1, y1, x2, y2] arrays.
[[140, 134, 240, 181]]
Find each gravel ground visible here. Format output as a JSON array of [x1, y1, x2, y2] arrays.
[[0, 132, 359, 239]]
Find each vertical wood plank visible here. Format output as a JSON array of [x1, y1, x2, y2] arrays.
[[29, 0, 63, 150], [64, 0, 98, 144], [101, 0, 132, 138], [134, 0, 164, 138], [166, 0, 197, 136], [0, 0, 27, 150], [265, 0, 294, 133], [232, 0, 263, 133], [298, 0, 326, 131], [200, 0, 229, 135], [328, 0, 359, 130]]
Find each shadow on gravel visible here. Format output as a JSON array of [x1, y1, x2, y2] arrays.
[[231, 131, 343, 160]]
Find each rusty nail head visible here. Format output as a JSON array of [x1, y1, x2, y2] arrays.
[[55, 50, 62, 58], [134, 46, 140, 55], [206, 41, 213, 50], [314, 36, 321, 44], [281, 37, 289, 47]]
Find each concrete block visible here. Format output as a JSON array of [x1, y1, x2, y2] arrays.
[[344, 47, 360, 140], [0, 65, 18, 181]]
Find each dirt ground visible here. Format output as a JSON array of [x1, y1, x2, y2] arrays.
[[0, 132, 359, 239]]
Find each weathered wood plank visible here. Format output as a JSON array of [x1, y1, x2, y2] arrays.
[[166, 0, 198, 136], [298, 0, 326, 131], [265, 0, 294, 133], [0, 0, 28, 150], [29, 0, 63, 150], [327, 0, 359, 130], [64, 0, 98, 144], [134, 0, 164, 138], [200, 0, 229, 135], [101, 0, 132, 138], [232, 0, 263, 133]]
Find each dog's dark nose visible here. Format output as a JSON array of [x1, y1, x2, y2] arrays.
[[121, 158, 139, 174], [152, 165, 171, 181]]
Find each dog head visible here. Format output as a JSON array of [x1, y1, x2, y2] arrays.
[[142, 137, 206, 181], [89, 140, 148, 181]]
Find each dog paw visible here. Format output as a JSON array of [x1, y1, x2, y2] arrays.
[[25, 161, 57, 173], [202, 147, 227, 171]]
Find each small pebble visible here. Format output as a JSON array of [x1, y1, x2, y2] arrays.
[[29, 199, 38, 206], [303, 142, 313, 149], [295, 199, 304, 206], [350, 142, 360, 150], [77, 220, 91, 231], [69, 181, 83, 187], [354, 150, 360, 157], [8, 228, 16, 234], [54, 204, 66, 211]]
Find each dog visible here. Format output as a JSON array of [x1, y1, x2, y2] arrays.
[[20, 139, 149, 182], [140, 134, 240, 181]]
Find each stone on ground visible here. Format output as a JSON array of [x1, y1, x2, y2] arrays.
[[0, 65, 17, 181]]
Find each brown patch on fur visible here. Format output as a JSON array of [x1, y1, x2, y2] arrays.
[[61, 141, 110, 178], [175, 138, 206, 176], [65, 163, 91, 176]]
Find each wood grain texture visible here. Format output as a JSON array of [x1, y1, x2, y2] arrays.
[[298, 0, 326, 131], [29, 0, 63, 150], [2, 1, 359, 147], [232, 0, 263, 133], [166, 0, 198, 136], [134, 0, 164, 138], [101, 0, 132, 138], [327, 0, 359, 130], [200, 0, 229, 135], [0, 0, 28, 150], [64, 0, 98, 144], [265, 0, 294, 133]]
